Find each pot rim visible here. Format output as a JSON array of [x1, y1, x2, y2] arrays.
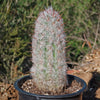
[[14, 74, 86, 98]]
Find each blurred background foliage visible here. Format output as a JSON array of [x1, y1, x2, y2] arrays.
[[0, 0, 100, 83]]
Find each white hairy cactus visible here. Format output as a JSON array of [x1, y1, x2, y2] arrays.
[[31, 7, 67, 94]]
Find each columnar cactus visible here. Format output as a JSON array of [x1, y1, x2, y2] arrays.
[[31, 7, 67, 94]]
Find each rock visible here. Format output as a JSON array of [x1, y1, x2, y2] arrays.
[[74, 72, 93, 85], [95, 88, 100, 99], [67, 69, 80, 74]]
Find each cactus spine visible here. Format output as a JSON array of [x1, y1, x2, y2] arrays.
[[31, 7, 67, 94]]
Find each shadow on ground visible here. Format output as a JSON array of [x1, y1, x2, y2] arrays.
[[83, 71, 100, 100]]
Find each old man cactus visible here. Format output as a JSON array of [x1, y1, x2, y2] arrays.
[[31, 7, 67, 94]]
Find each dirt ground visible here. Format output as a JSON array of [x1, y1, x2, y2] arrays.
[[0, 49, 100, 100]]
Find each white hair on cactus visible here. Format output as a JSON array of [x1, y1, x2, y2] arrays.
[[30, 6, 67, 94]]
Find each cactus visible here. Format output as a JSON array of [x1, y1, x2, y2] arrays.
[[31, 7, 67, 94]]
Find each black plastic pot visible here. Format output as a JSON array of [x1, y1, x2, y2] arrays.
[[14, 75, 86, 100]]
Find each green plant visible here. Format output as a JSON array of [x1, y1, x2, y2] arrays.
[[0, 0, 32, 83], [0, 0, 100, 83], [31, 7, 67, 94]]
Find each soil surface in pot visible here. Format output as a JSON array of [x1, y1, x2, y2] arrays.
[[21, 79, 82, 95]]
